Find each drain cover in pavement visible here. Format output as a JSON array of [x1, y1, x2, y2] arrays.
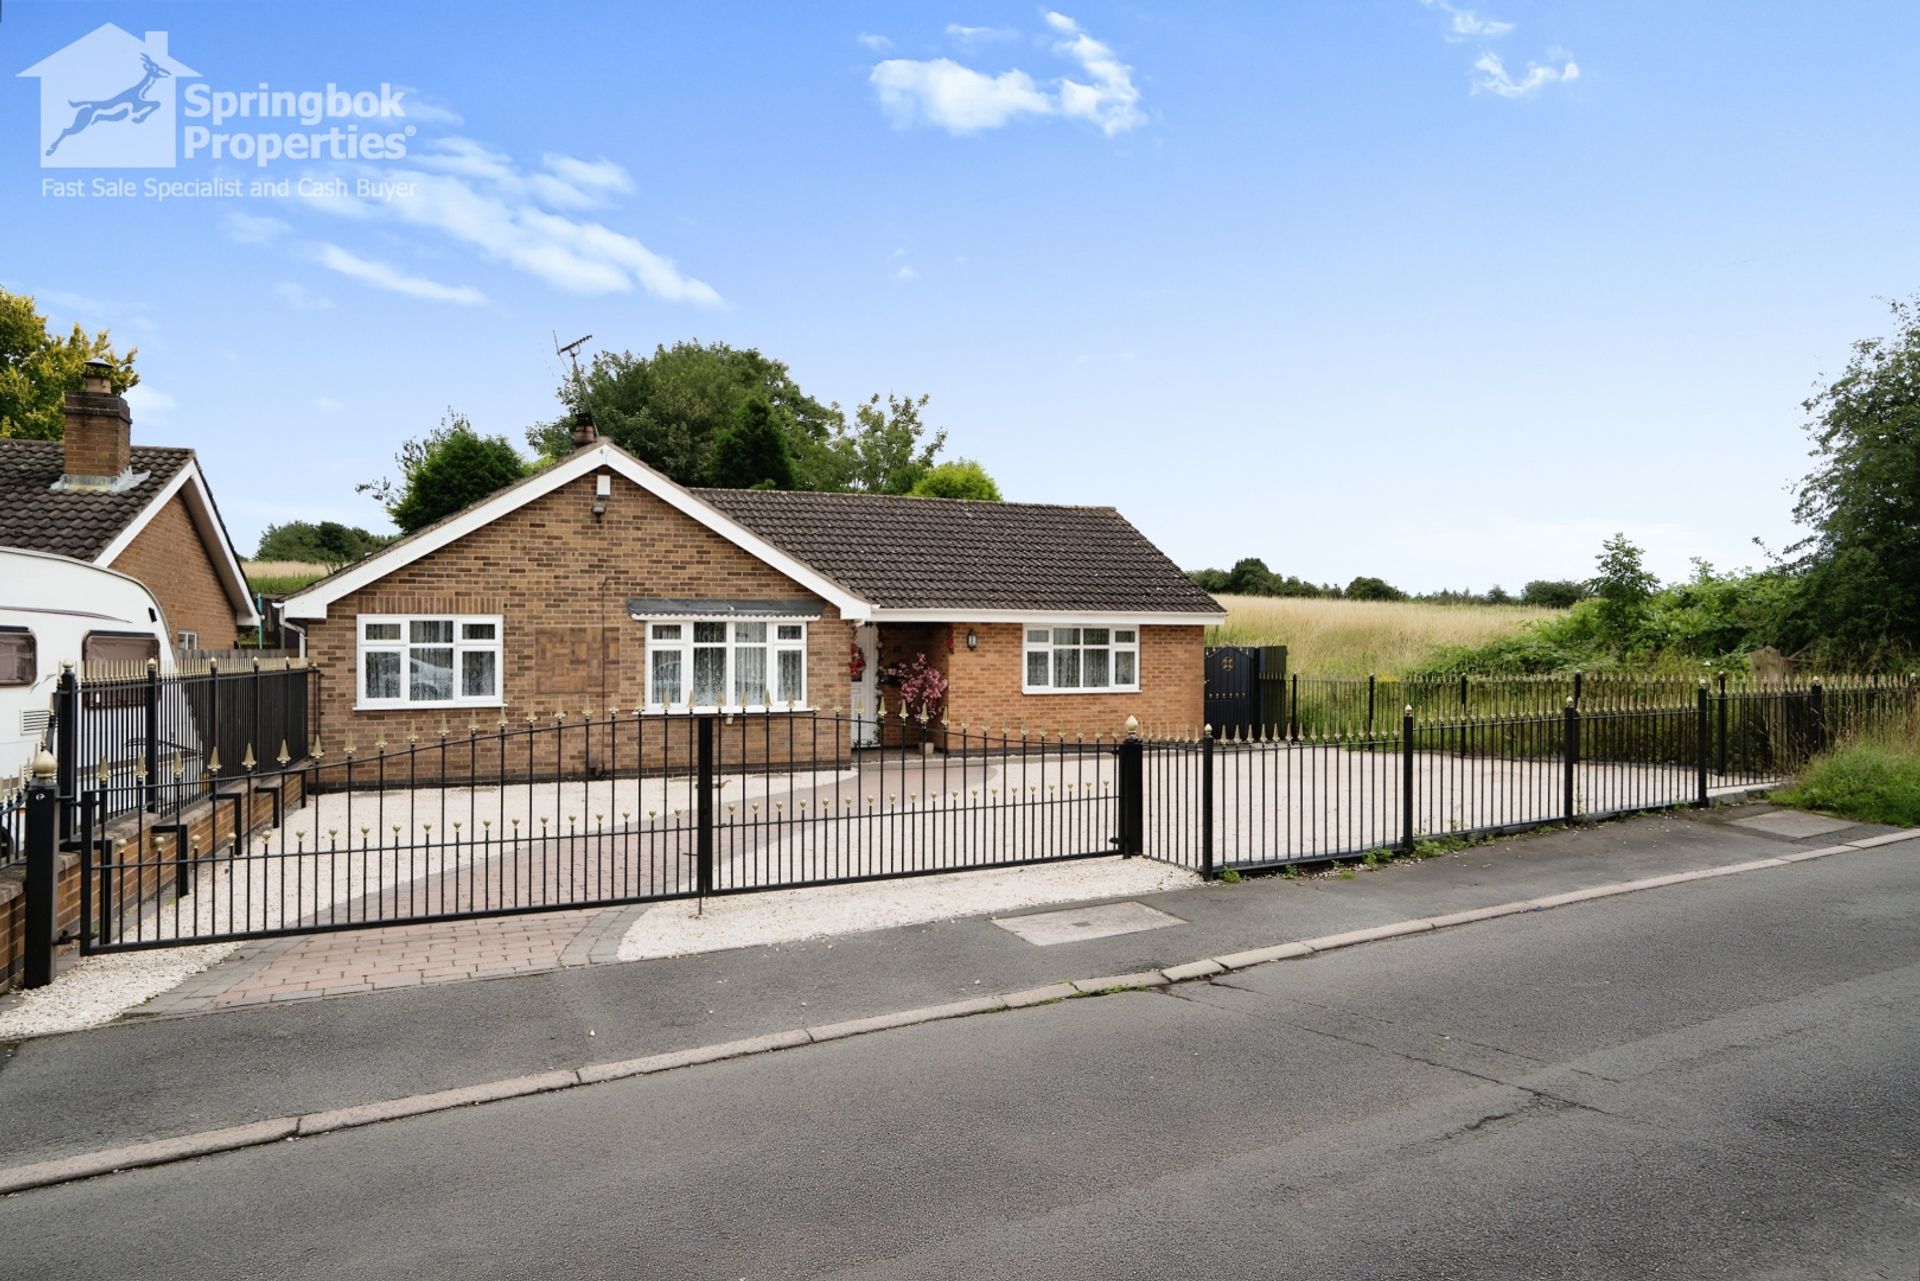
[[992, 901, 1184, 946], [1730, 811, 1857, 839]]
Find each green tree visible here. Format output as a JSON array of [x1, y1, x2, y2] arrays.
[[1521, 579, 1588, 608], [840, 392, 946, 494], [909, 458, 1001, 500], [1587, 533, 1660, 645], [527, 341, 843, 488], [707, 394, 795, 490], [361, 411, 529, 534], [1789, 296, 1920, 660], [1225, 557, 1277, 596], [256, 520, 392, 567], [1345, 575, 1406, 602], [1189, 567, 1230, 593], [0, 286, 139, 439]]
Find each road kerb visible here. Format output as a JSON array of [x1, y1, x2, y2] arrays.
[[1161, 959, 1227, 982], [577, 1030, 813, 1084], [1776, 844, 1854, 864], [1300, 919, 1434, 951], [1419, 902, 1532, 929], [1845, 830, 1920, 850], [1071, 971, 1170, 995], [0, 1118, 299, 1196], [298, 1070, 581, 1136], [1214, 941, 1315, 971], [1002, 983, 1078, 1008], [808, 996, 1007, 1043]]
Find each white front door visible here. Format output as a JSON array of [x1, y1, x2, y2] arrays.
[[851, 623, 880, 747]]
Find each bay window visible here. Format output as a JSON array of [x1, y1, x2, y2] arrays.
[[1023, 625, 1139, 693], [647, 620, 807, 710], [358, 615, 503, 708]]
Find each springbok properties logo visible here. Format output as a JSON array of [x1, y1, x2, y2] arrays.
[[20, 24, 414, 173], [18, 25, 197, 168]]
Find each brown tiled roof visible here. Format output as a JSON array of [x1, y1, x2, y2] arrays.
[[0, 440, 194, 561], [691, 488, 1222, 615]]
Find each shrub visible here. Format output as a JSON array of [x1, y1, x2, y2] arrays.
[[1773, 737, 1920, 827]]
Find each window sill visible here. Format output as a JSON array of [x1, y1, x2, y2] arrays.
[[1021, 687, 1142, 696], [641, 705, 817, 716], [353, 700, 507, 713]]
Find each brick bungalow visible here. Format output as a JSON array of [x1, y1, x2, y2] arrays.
[[278, 426, 1222, 757], [0, 361, 260, 654]]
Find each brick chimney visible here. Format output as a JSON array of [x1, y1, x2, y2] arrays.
[[570, 407, 597, 449], [60, 358, 134, 487]]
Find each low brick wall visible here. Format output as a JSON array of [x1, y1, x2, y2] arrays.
[[0, 773, 304, 991]]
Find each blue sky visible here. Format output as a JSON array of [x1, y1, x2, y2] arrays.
[[4, 1, 1915, 592]]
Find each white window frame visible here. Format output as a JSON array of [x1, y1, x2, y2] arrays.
[[644, 619, 809, 712], [1022, 623, 1141, 695], [356, 614, 505, 710]]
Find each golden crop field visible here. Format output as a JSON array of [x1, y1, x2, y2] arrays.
[[1207, 595, 1562, 677], [243, 560, 332, 595]]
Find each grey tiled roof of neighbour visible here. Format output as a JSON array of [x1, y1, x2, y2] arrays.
[[692, 488, 1223, 614], [0, 440, 193, 561]]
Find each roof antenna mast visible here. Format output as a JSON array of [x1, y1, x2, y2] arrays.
[[554, 331, 595, 446]]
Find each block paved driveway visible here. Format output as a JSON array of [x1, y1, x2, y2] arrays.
[[139, 907, 641, 1016]]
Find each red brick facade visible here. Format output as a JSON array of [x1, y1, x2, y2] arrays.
[[299, 465, 1203, 762], [887, 622, 1202, 741], [302, 469, 857, 768], [108, 492, 241, 651]]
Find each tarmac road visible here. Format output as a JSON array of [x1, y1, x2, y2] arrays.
[[5, 829, 1917, 1278]]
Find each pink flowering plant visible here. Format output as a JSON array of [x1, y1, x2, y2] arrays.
[[886, 652, 949, 722]]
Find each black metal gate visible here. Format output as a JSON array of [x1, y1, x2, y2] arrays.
[[1204, 644, 1285, 738]]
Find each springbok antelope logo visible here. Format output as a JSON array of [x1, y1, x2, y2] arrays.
[[19, 26, 199, 168], [45, 53, 171, 156]]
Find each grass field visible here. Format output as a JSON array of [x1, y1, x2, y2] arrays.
[[1206, 595, 1562, 677], [243, 560, 331, 596]]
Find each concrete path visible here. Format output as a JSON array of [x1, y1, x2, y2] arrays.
[[0, 802, 1905, 1173]]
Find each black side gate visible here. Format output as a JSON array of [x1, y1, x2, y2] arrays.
[[1204, 646, 1258, 737], [1204, 644, 1287, 738]]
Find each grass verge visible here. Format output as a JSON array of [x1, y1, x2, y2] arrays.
[[1773, 738, 1920, 827], [1207, 595, 1563, 677]]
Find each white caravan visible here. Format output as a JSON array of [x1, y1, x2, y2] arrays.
[[0, 547, 178, 785]]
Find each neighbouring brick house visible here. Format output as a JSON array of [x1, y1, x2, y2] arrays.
[[279, 427, 1221, 758], [0, 361, 259, 654]]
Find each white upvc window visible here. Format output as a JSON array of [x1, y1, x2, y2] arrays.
[[1022, 625, 1140, 694], [357, 615, 504, 708], [646, 620, 808, 711]]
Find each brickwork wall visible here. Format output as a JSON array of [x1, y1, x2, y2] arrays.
[[62, 395, 131, 477], [303, 470, 855, 773], [939, 622, 1204, 742], [109, 492, 240, 650]]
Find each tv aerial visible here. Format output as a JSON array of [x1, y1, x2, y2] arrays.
[[554, 331, 592, 411]]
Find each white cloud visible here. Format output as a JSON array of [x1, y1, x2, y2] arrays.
[[390, 87, 463, 125], [221, 211, 290, 245], [946, 23, 1017, 44], [869, 12, 1143, 137], [309, 243, 488, 305], [296, 142, 722, 305], [892, 264, 917, 282], [857, 32, 893, 52], [1044, 12, 1145, 136], [273, 281, 335, 311], [123, 384, 177, 425], [313, 395, 343, 412], [871, 58, 1053, 133], [1421, 0, 1515, 41], [1471, 51, 1580, 98]]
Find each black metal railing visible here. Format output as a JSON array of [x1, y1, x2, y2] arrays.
[[19, 675, 1906, 977], [51, 657, 315, 834], [76, 709, 1122, 953]]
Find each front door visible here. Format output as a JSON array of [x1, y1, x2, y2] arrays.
[[851, 623, 880, 747]]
